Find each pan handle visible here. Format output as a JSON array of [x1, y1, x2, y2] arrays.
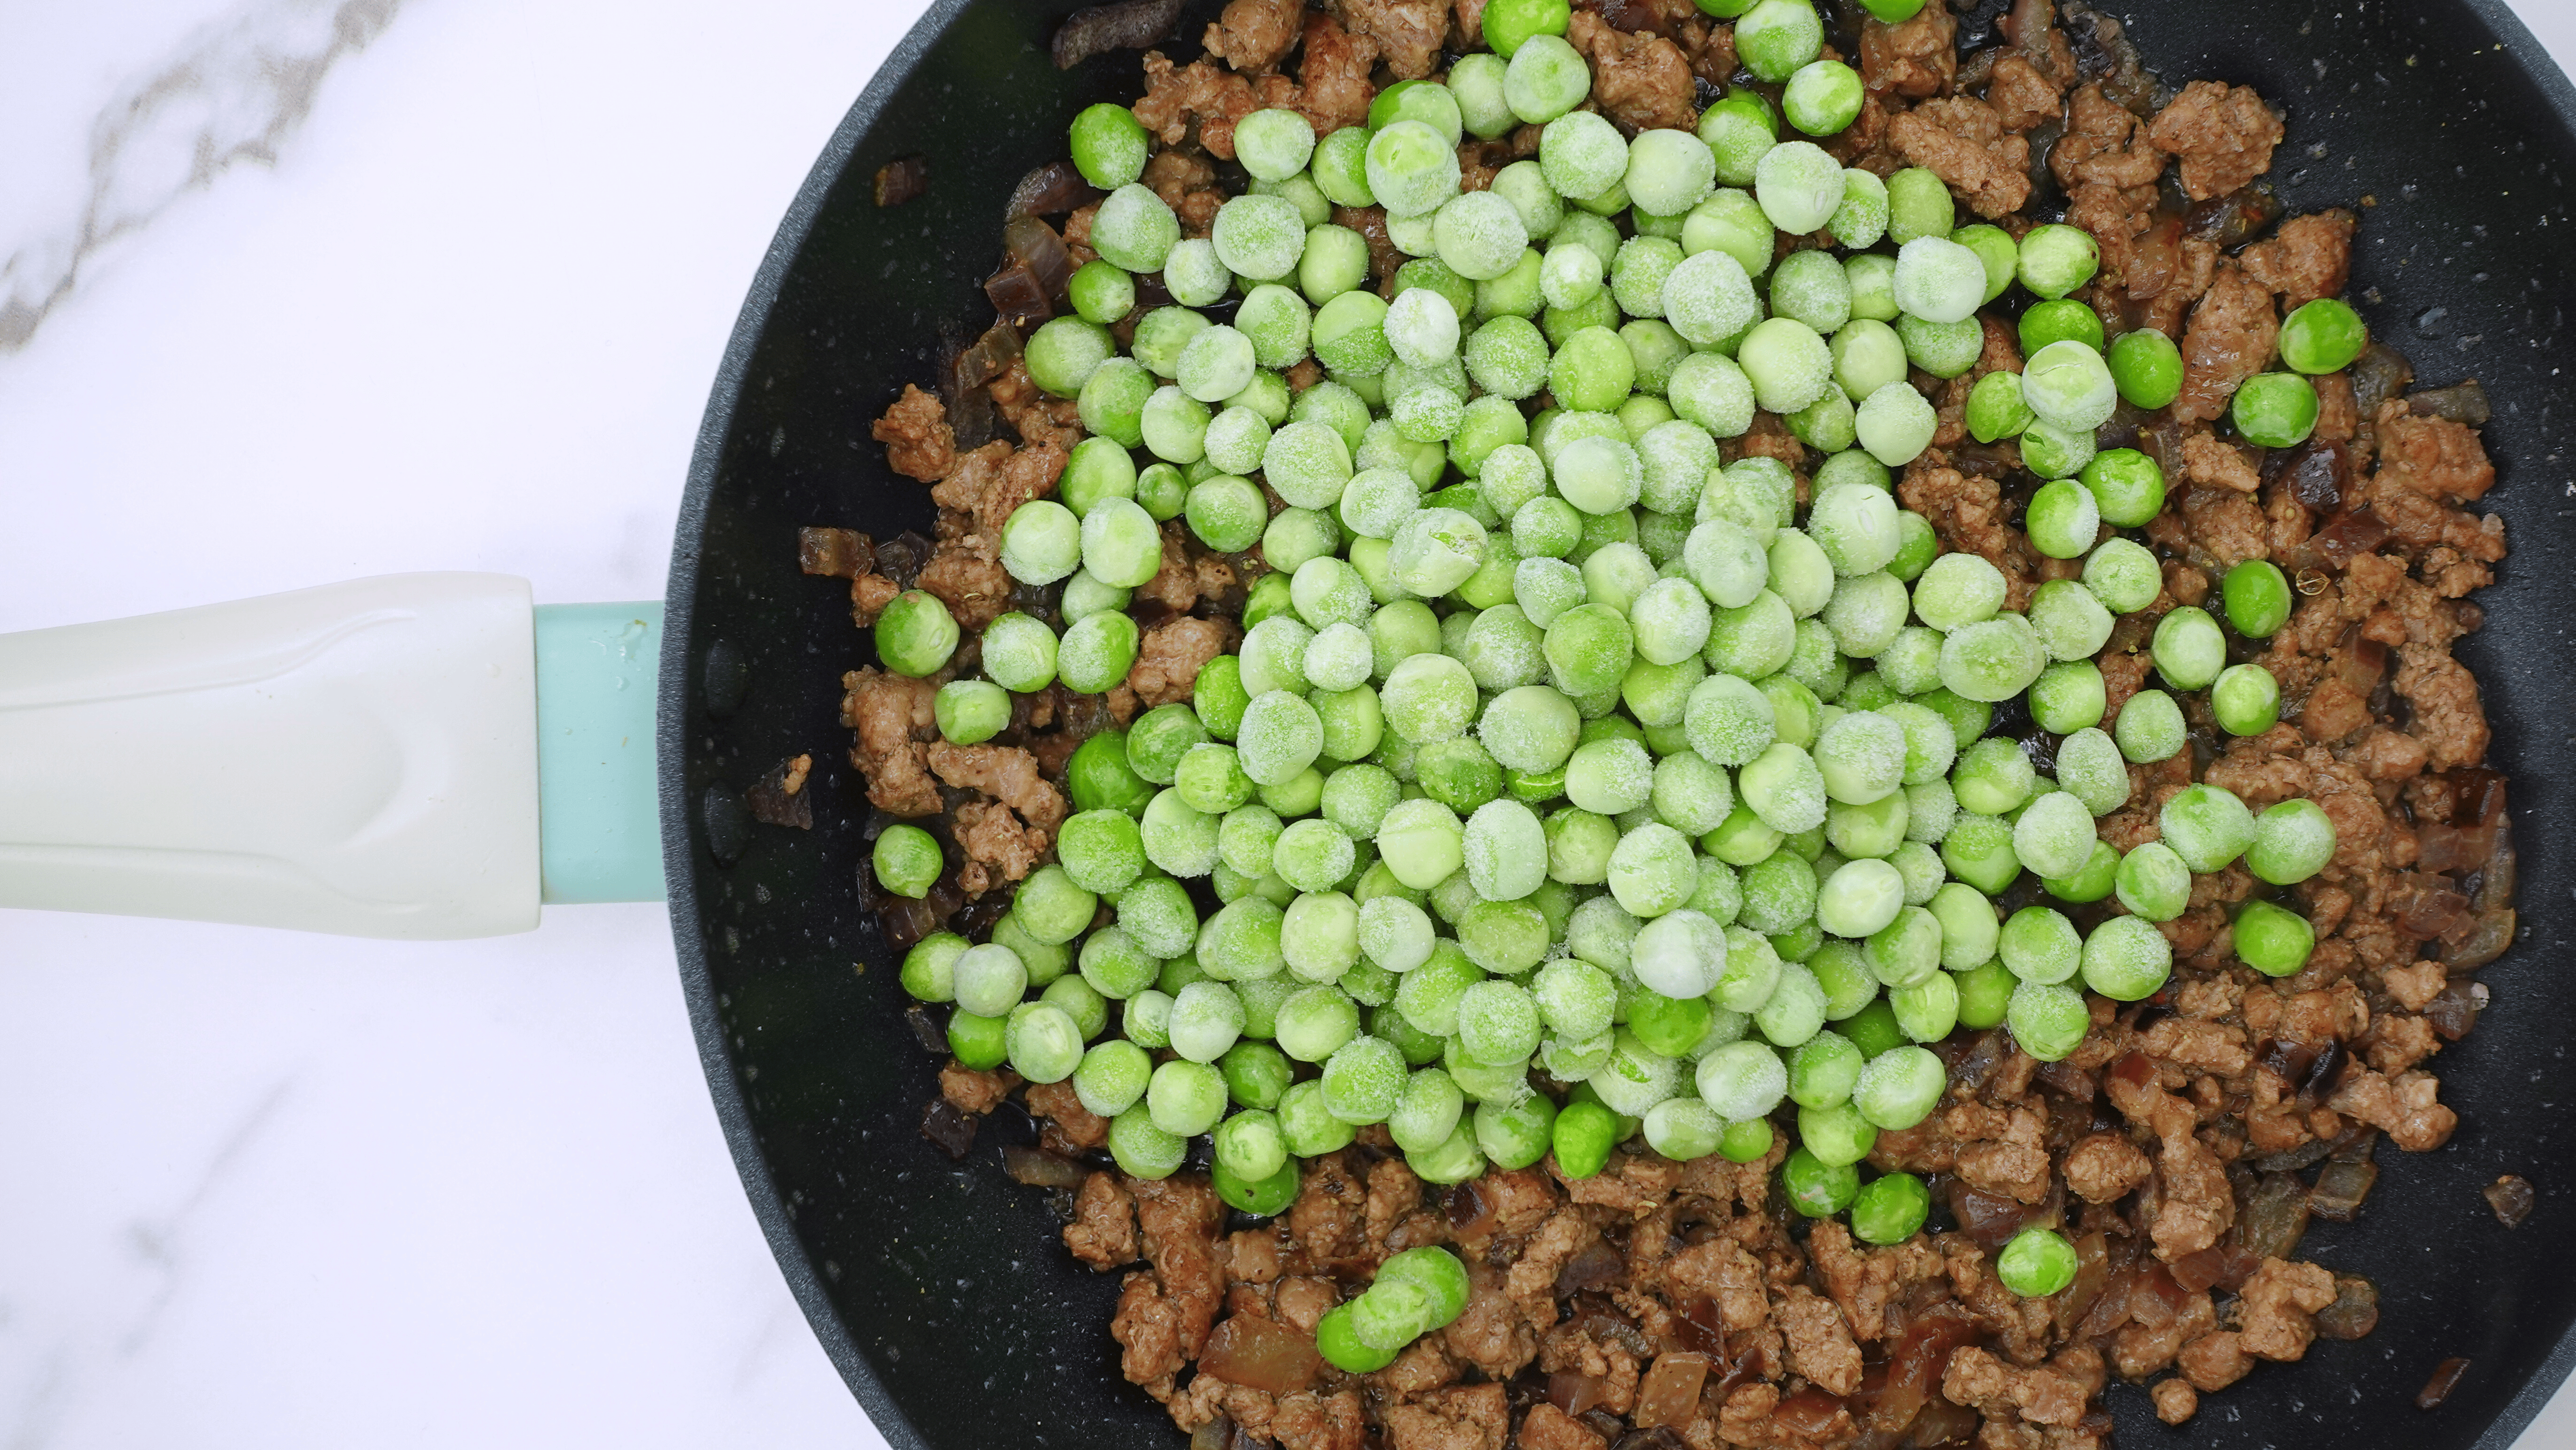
[[0, 574, 666, 939]]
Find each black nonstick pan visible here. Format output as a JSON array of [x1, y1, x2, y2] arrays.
[[657, 2, 2576, 1446]]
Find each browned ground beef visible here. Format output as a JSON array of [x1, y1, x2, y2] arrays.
[[816, 1, 2520, 1442]]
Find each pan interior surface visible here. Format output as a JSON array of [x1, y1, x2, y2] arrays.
[[658, 3, 2576, 1447]]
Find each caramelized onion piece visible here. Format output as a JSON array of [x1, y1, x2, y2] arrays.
[[2316, 1275, 2380, 1340], [1548, 1372, 1607, 1418], [2310, 1158, 2378, 1223], [2417, 1356, 2471, 1410], [874, 155, 928, 208], [1001, 1145, 1087, 1189], [2424, 981, 2489, 1042], [2236, 1172, 2311, 1260], [1633, 1352, 1711, 1428], [2485, 1174, 2536, 1228], [1006, 159, 1101, 221], [1198, 1314, 1325, 1396], [2312, 508, 2392, 566], [921, 1098, 979, 1160], [2408, 380, 2492, 425], [1053, 0, 1182, 68]]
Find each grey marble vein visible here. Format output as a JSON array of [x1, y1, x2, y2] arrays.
[[0, 0, 402, 353]]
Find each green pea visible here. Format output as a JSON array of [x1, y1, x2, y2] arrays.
[[2223, 560, 2294, 639], [2235, 899, 2318, 977], [2108, 327, 2184, 410], [1782, 1145, 1860, 1217], [1850, 1170, 1932, 1245], [1550, 1098, 1620, 1179], [2017, 299, 2105, 356], [1996, 1227, 2078, 1297]]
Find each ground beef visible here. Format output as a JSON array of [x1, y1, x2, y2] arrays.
[[1515, 1403, 1604, 1450], [1890, 96, 2033, 218], [2062, 1132, 2153, 1203], [2053, 82, 2165, 189], [1133, 51, 1269, 159], [2241, 209, 2358, 311], [915, 529, 1014, 631], [1383, 1383, 1508, 1450], [842, 667, 942, 816], [1942, 1345, 2088, 1427], [850, 572, 901, 626], [2153, 1378, 2199, 1424], [1296, 12, 1380, 135], [872, 383, 956, 481], [928, 742, 1070, 832], [2176, 434, 2258, 496], [938, 1062, 1017, 1114], [2174, 264, 2278, 423], [1067, 1171, 1141, 1268], [1860, 7, 1956, 98], [2374, 401, 2498, 504], [1566, 11, 1698, 135], [931, 437, 1069, 533], [1900, 458, 2043, 609], [1988, 54, 2062, 131], [1330, 0, 1445, 80], [1204, 0, 1302, 72], [1130, 615, 1240, 707], [1777, 1286, 1863, 1395], [2149, 80, 2285, 200]]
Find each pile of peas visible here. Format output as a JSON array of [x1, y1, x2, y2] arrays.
[[869, 0, 2351, 1335]]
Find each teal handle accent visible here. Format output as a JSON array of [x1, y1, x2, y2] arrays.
[[534, 602, 667, 904]]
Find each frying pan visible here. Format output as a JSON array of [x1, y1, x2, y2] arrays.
[[2, 0, 2567, 1445], [660, 2, 2576, 1446]]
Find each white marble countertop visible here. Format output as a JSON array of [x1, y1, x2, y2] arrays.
[[2, 1, 2572, 1446]]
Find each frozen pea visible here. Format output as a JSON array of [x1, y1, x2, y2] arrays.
[[1736, 847, 1819, 936], [1462, 798, 1549, 902], [1384, 652, 1480, 744], [1546, 808, 1620, 884], [1666, 352, 1756, 438], [1821, 572, 1908, 660], [1321, 1035, 1409, 1124], [1950, 737, 2035, 816], [1753, 140, 1845, 234], [2004, 980, 2087, 1061], [1738, 741, 1828, 837], [1912, 552, 2006, 632], [1864, 903, 1943, 990], [2011, 791, 2097, 881], [1607, 822, 1699, 918], [1706, 590, 1797, 680], [1903, 778, 1959, 845], [1927, 881, 1999, 970], [2080, 913, 2173, 1001], [1815, 857, 1906, 939], [1998, 905, 2081, 985], [1457, 980, 1544, 1065], [1851, 1044, 1946, 1130], [2054, 728, 2129, 817], [1378, 798, 1468, 889], [2159, 782, 2256, 872], [1938, 614, 2047, 703], [1624, 656, 1707, 730], [1826, 792, 1909, 860], [2114, 841, 2191, 922], [1650, 751, 1735, 836], [1887, 968, 1958, 1043], [2247, 798, 2337, 886], [1696, 1039, 1788, 1120], [1736, 317, 1835, 416], [1622, 907, 1721, 999], [1814, 709, 1907, 806], [2113, 688, 2186, 764]]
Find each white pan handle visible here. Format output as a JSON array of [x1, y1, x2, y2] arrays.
[[0, 573, 547, 939]]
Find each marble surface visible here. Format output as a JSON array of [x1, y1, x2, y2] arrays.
[[1, 1, 2573, 1447]]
